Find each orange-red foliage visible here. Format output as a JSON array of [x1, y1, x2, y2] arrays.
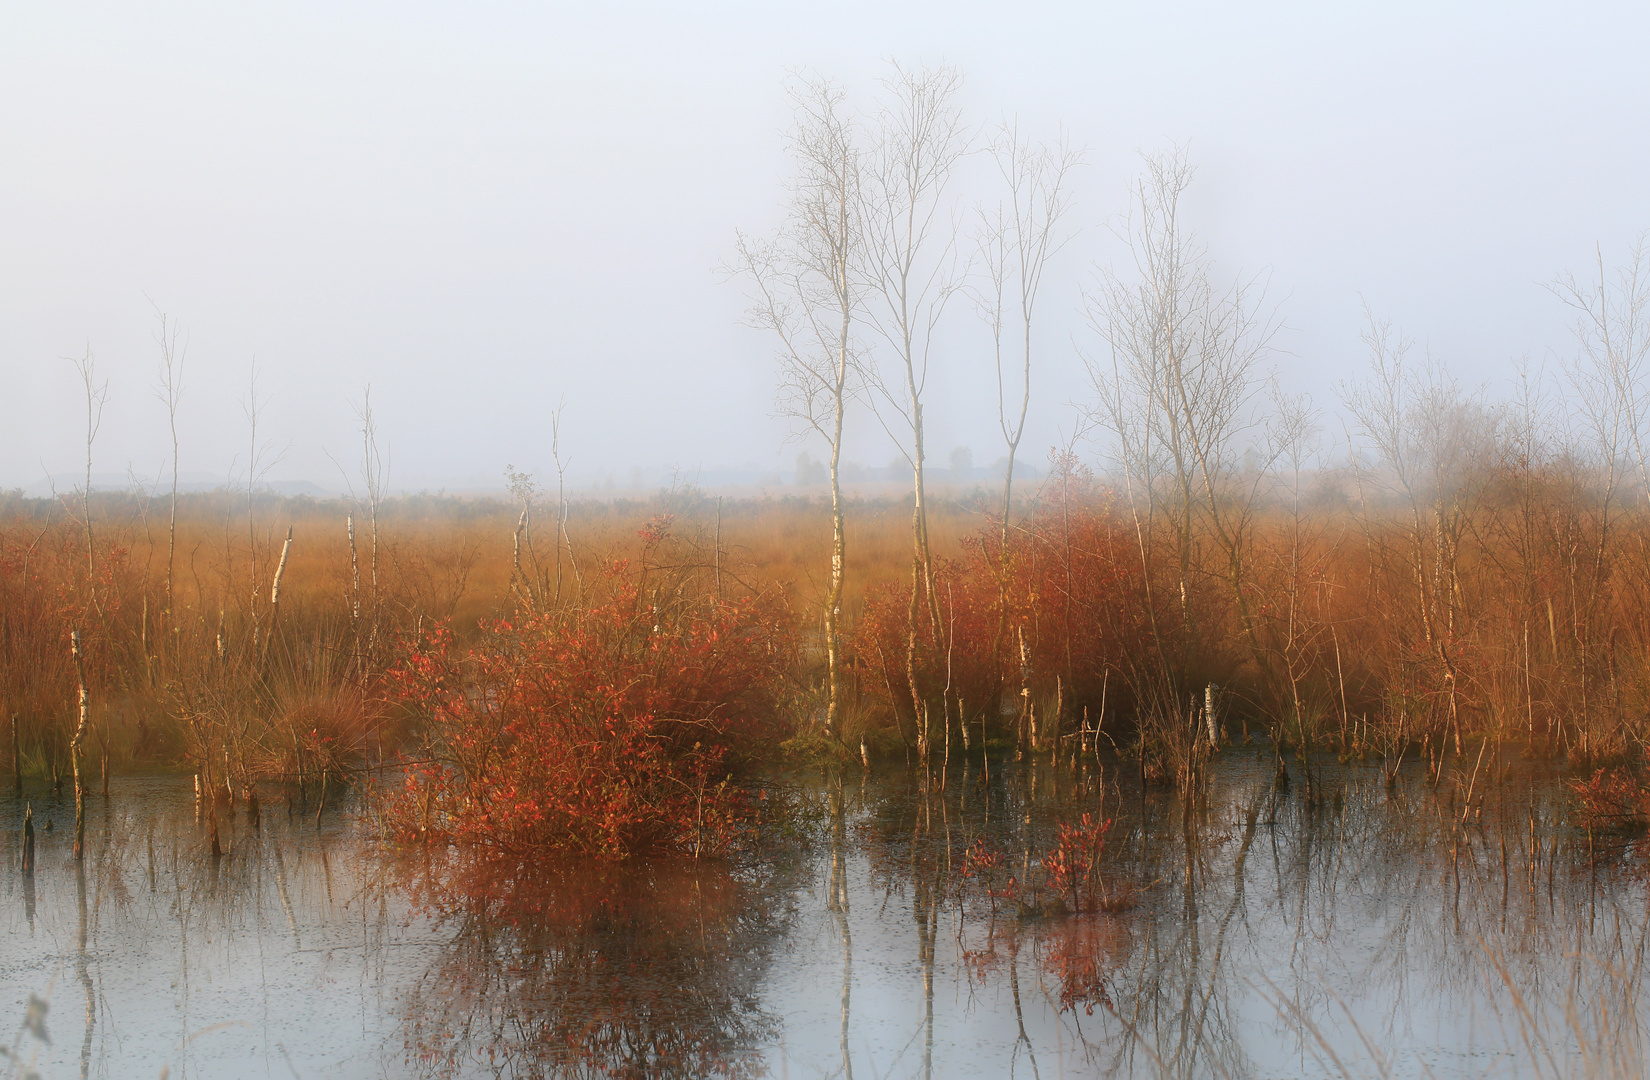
[[853, 463, 1161, 743], [382, 567, 795, 858], [1568, 766, 1650, 830], [1041, 812, 1116, 911]]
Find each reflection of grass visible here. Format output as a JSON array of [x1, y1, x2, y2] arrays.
[[2, 990, 52, 1079], [1486, 947, 1647, 1080], [0, 988, 201, 1080], [1255, 945, 1647, 1080], [914, 755, 1650, 1079]]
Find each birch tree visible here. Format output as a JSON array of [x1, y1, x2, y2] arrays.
[[975, 122, 1081, 699], [733, 76, 862, 740], [859, 63, 968, 756], [153, 311, 185, 625], [1085, 148, 1278, 714]]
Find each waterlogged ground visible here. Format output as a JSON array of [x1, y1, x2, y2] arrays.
[[0, 754, 1647, 1079]]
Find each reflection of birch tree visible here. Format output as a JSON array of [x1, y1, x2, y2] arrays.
[[828, 772, 854, 1080]]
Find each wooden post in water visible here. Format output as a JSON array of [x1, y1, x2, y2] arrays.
[[70, 629, 90, 861], [11, 712, 20, 795], [21, 803, 34, 874]]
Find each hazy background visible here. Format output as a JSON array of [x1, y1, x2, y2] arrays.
[[3, 0, 1647, 495]]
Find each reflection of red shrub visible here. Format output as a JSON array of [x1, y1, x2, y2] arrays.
[[395, 852, 784, 1078], [1042, 917, 1131, 1015], [961, 836, 1016, 914], [382, 575, 794, 858]]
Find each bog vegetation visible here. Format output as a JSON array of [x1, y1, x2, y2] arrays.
[[6, 65, 1650, 860]]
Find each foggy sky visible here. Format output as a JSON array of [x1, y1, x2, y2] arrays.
[[3, 1, 1647, 494]]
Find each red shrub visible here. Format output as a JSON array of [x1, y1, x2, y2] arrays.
[[382, 573, 794, 858], [1041, 813, 1116, 911], [1568, 766, 1650, 830]]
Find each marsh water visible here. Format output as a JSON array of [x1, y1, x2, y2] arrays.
[[0, 753, 1646, 1079]]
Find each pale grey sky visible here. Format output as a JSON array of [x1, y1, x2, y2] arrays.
[[3, 1, 1646, 493]]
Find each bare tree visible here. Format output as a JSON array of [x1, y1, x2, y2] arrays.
[[859, 62, 969, 757], [733, 74, 862, 740], [1547, 236, 1650, 754], [1341, 314, 1499, 762], [68, 347, 109, 612], [1254, 380, 1329, 754], [329, 387, 385, 679], [1551, 236, 1650, 506], [505, 463, 540, 608], [974, 121, 1081, 703], [1085, 148, 1278, 724], [356, 389, 387, 666], [550, 407, 582, 601], [242, 366, 277, 652], [153, 308, 186, 622]]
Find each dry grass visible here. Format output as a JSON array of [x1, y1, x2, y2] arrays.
[[0, 484, 981, 777], [6, 455, 1650, 781]]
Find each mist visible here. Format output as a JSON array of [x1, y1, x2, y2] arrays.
[[4, 0, 1646, 494]]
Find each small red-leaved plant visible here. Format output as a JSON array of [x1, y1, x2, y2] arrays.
[[1041, 813, 1115, 912]]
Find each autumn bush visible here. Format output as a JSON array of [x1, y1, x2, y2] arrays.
[[381, 548, 795, 858], [1568, 765, 1650, 831]]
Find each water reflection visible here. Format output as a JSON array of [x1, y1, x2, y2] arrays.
[[774, 755, 1649, 1079], [0, 780, 409, 1078], [388, 853, 797, 1079], [0, 760, 1644, 1078]]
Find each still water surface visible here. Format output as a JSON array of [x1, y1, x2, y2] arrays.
[[0, 755, 1645, 1078]]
